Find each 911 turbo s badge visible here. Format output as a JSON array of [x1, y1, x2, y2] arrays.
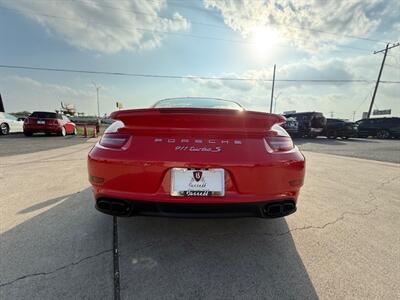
[[175, 145, 222, 153], [193, 171, 202, 182]]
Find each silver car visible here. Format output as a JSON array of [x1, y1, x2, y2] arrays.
[[0, 112, 24, 135]]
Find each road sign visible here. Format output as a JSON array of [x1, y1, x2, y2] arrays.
[[373, 109, 391, 116]]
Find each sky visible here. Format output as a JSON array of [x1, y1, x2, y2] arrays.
[[0, 0, 399, 120]]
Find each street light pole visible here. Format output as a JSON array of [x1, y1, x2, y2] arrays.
[[92, 81, 101, 118], [273, 92, 282, 113], [269, 64, 276, 113]]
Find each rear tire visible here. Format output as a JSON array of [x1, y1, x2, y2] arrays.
[[59, 127, 67, 137], [376, 129, 390, 139], [24, 131, 33, 137], [0, 123, 9, 135], [327, 130, 337, 139]]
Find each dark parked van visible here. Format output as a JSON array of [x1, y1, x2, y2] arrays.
[[283, 112, 327, 138], [322, 118, 358, 139], [356, 117, 400, 139]]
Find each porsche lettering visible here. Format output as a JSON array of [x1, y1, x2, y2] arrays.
[[154, 138, 242, 145]]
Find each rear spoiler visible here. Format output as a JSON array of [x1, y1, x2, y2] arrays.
[[110, 108, 286, 134]]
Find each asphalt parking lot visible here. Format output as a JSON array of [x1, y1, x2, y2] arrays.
[[296, 137, 400, 164], [0, 134, 399, 299]]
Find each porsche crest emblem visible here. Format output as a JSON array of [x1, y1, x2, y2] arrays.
[[193, 171, 202, 182]]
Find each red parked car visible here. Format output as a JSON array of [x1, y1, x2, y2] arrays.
[[88, 97, 305, 218], [24, 111, 77, 136]]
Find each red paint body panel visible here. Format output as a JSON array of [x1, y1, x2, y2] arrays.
[[88, 107, 305, 213]]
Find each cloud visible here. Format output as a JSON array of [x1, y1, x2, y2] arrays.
[[185, 73, 255, 91], [182, 54, 400, 119], [203, 0, 397, 51], [1, 0, 190, 53]]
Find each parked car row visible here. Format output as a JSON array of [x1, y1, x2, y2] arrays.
[[0, 111, 77, 136], [2, 110, 399, 140], [282, 112, 400, 139]]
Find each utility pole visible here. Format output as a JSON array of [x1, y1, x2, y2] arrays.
[[367, 42, 400, 119], [92, 81, 101, 118], [269, 64, 276, 113]]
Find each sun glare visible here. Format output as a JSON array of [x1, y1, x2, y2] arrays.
[[249, 26, 280, 56]]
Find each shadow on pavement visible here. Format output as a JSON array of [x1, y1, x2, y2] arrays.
[[118, 216, 318, 299], [0, 133, 92, 157], [17, 194, 75, 214], [0, 188, 114, 299]]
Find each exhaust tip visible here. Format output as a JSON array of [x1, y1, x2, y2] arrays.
[[263, 200, 296, 218], [96, 198, 132, 216]]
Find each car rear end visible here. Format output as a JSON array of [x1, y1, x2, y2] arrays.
[[310, 113, 327, 137], [88, 108, 305, 218], [24, 111, 63, 135], [282, 117, 299, 137]]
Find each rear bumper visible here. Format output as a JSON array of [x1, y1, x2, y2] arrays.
[[95, 197, 297, 218], [24, 125, 62, 133]]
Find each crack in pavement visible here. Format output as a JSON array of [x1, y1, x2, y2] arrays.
[[269, 206, 379, 237], [267, 174, 399, 237], [0, 248, 112, 288]]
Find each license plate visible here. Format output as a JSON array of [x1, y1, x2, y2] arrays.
[[37, 120, 45, 124], [171, 168, 225, 196]]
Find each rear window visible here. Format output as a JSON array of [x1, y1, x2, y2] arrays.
[[153, 97, 244, 110], [30, 112, 61, 119]]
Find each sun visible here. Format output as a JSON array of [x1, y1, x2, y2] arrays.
[[249, 26, 280, 56]]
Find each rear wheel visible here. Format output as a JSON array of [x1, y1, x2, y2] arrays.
[[327, 130, 337, 139], [376, 129, 390, 139], [0, 123, 9, 135], [24, 131, 33, 137], [59, 127, 67, 137]]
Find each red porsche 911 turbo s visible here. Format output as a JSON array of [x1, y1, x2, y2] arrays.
[[88, 97, 305, 218]]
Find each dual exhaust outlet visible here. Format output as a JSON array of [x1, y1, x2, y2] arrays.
[[96, 198, 296, 218]]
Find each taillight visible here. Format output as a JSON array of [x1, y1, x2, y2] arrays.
[[99, 134, 129, 149], [265, 124, 294, 152], [265, 136, 294, 152]]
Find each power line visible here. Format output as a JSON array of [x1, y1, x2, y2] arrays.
[[1, 64, 399, 84]]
